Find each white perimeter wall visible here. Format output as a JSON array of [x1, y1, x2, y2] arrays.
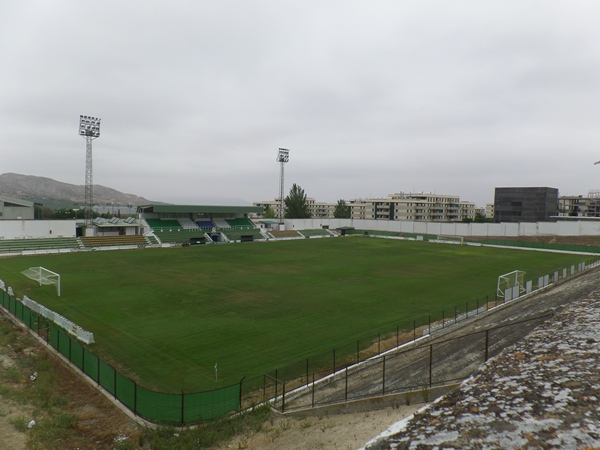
[[0, 220, 76, 239], [286, 218, 600, 238]]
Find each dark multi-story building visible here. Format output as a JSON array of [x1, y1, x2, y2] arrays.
[[494, 187, 559, 223]]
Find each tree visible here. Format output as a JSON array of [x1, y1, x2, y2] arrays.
[[333, 199, 350, 219], [263, 207, 277, 219], [284, 184, 311, 218]]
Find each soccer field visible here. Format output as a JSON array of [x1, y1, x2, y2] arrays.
[[0, 238, 587, 392]]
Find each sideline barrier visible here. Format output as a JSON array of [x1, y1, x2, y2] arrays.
[[2, 253, 599, 421], [0, 287, 241, 424]]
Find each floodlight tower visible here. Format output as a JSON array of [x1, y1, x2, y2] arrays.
[[276, 148, 290, 224], [79, 115, 101, 227]]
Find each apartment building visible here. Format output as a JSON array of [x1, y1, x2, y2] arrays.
[[254, 192, 476, 221], [559, 191, 600, 217], [347, 193, 476, 221], [252, 198, 335, 219]]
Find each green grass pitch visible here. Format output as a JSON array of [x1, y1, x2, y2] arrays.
[[0, 238, 587, 392]]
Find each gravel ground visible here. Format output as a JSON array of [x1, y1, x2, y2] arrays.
[[364, 291, 600, 449]]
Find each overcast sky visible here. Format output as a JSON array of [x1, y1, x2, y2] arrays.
[[2, 1, 600, 207]]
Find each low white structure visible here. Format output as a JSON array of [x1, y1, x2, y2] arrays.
[[285, 217, 600, 238], [0, 219, 76, 239], [0, 195, 35, 220]]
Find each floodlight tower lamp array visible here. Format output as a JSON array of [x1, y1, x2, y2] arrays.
[[79, 115, 101, 227], [276, 148, 290, 224]]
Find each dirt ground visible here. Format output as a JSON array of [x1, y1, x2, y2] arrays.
[[216, 405, 422, 450], [0, 313, 144, 450]]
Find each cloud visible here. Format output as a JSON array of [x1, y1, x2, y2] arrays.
[[2, 1, 600, 208]]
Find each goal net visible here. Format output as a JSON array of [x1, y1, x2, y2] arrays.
[[436, 235, 464, 245], [22, 267, 61, 297], [497, 270, 525, 299]]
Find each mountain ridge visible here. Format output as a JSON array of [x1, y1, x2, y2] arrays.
[[0, 173, 158, 210]]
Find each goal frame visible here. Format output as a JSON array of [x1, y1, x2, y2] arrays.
[[21, 267, 61, 297], [496, 270, 525, 299], [436, 235, 464, 245]]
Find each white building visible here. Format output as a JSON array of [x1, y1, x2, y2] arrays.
[[255, 192, 477, 222], [348, 193, 476, 222], [252, 198, 336, 219], [0, 195, 35, 220]]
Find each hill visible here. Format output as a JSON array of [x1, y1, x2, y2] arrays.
[[0, 173, 156, 210]]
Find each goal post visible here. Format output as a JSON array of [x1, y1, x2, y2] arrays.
[[497, 270, 525, 299], [21, 267, 61, 297], [436, 235, 464, 245]]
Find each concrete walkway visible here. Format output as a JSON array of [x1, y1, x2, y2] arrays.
[[365, 292, 600, 449]]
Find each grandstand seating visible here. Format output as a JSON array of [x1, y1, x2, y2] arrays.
[[298, 229, 332, 237], [177, 218, 200, 230], [196, 220, 215, 230], [212, 218, 230, 229], [145, 234, 160, 245], [0, 237, 81, 254], [153, 229, 208, 245], [145, 218, 181, 231], [222, 228, 265, 242], [225, 218, 255, 229], [269, 230, 302, 239], [80, 235, 149, 248]]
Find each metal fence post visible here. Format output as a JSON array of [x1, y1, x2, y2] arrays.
[[134, 382, 137, 416], [306, 359, 309, 386], [382, 355, 386, 395], [311, 373, 315, 408], [282, 381, 286, 413], [181, 390, 185, 424], [442, 310, 445, 329], [428, 315, 431, 335], [356, 340, 360, 364], [413, 320, 416, 341], [484, 329, 489, 361], [428, 344, 433, 387], [333, 349, 336, 373], [239, 377, 245, 411], [345, 367, 348, 401], [274, 369, 278, 405], [378, 333, 381, 354]]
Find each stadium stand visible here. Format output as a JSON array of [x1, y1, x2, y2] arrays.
[[80, 235, 149, 248], [225, 218, 255, 229], [145, 234, 160, 245], [196, 220, 215, 230], [298, 229, 332, 237], [222, 228, 265, 242], [212, 218, 230, 229], [153, 229, 208, 245], [269, 230, 302, 239], [0, 237, 81, 254], [145, 218, 181, 231], [177, 218, 200, 229]]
